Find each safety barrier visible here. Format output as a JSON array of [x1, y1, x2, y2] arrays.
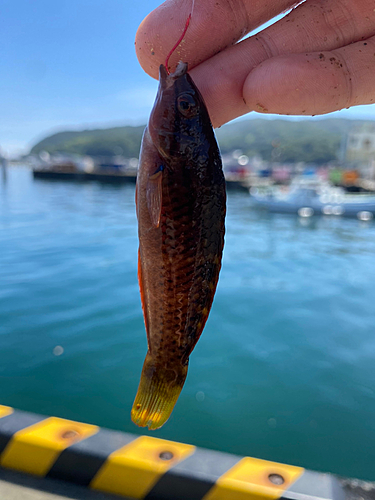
[[0, 404, 344, 500]]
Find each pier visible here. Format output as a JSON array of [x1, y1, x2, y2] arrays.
[[32, 169, 137, 184], [0, 406, 374, 500]]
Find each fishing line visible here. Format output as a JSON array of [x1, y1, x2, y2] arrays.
[[165, 0, 195, 74]]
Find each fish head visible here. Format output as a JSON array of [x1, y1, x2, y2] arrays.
[[148, 62, 210, 161]]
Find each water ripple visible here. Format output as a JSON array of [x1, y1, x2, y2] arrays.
[[1, 169, 375, 480]]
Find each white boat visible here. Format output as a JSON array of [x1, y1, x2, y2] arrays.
[[250, 178, 375, 220]]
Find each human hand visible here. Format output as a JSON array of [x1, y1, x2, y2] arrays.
[[135, 0, 375, 128]]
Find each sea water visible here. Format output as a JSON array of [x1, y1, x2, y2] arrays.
[[1, 167, 375, 480]]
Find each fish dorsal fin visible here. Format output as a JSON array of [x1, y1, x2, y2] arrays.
[[146, 166, 163, 229]]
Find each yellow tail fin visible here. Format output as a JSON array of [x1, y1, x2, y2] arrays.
[[131, 353, 188, 430]]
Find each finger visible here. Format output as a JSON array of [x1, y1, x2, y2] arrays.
[[243, 36, 375, 115], [186, 0, 375, 126], [135, 0, 297, 78]]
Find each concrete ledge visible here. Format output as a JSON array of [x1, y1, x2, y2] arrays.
[[0, 405, 346, 500]]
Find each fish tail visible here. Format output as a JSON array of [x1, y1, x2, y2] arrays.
[[131, 353, 188, 430]]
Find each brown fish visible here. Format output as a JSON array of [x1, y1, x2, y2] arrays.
[[131, 61, 226, 430]]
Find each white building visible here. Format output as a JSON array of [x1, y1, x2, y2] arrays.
[[346, 124, 375, 179], [346, 124, 375, 162]]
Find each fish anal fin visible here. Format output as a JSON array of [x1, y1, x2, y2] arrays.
[[138, 249, 150, 341], [146, 167, 163, 229], [135, 181, 139, 219]]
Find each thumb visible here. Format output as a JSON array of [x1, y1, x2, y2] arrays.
[[243, 36, 375, 116]]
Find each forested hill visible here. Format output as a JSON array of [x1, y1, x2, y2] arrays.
[[31, 125, 145, 158], [30, 118, 372, 164]]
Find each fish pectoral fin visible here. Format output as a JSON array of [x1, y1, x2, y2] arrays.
[[131, 353, 188, 430], [146, 166, 163, 229]]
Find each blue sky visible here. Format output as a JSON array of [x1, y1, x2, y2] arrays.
[[1, 0, 375, 156], [1, 0, 161, 155]]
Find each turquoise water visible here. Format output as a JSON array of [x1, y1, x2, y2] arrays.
[[1, 167, 375, 480]]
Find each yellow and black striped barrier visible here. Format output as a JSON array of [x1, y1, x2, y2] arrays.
[[0, 404, 344, 500]]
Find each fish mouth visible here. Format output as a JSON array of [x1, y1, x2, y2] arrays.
[[159, 62, 188, 88]]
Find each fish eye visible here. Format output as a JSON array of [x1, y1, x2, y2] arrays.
[[177, 94, 198, 117]]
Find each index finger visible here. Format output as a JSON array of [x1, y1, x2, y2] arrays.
[[135, 0, 297, 78]]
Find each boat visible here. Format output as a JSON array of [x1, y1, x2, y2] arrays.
[[250, 178, 375, 220]]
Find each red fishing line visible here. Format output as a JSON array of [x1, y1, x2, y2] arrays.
[[165, 13, 191, 74]]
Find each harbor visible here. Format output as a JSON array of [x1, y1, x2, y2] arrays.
[[2, 122, 375, 489], [26, 123, 375, 220]]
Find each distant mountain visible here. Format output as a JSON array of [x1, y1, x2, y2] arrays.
[[30, 118, 373, 164], [215, 118, 373, 164], [31, 125, 145, 158]]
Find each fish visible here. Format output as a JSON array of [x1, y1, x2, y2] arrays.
[[131, 61, 226, 430]]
